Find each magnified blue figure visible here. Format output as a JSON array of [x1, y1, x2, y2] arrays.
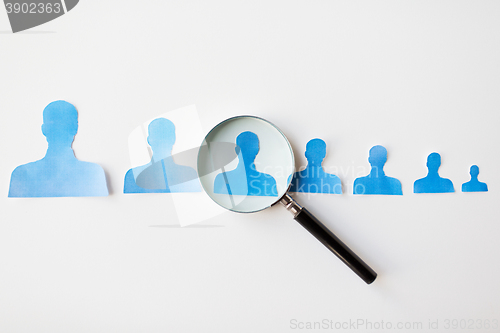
[[462, 165, 488, 192], [214, 131, 277, 196], [353, 145, 402, 195], [289, 139, 342, 194], [8, 101, 108, 197], [124, 118, 201, 193], [414, 152, 454, 193]]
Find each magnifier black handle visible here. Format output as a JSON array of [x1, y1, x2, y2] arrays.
[[280, 194, 377, 284]]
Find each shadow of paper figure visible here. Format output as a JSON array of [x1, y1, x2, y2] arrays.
[[462, 165, 488, 192], [353, 145, 402, 195], [124, 118, 201, 193], [8, 100, 108, 197], [414, 152, 454, 193], [289, 138, 342, 194], [214, 131, 277, 196]]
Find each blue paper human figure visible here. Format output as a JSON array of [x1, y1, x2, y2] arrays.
[[414, 152, 454, 193], [289, 138, 342, 194], [214, 131, 277, 196], [353, 145, 402, 195], [124, 118, 201, 193], [462, 165, 488, 192], [8, 101, 108, 197]]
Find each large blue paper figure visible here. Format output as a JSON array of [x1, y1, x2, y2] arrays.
[[462, 165, 488, 192], [289, 138, 342, 194], [414, 152, 454, 193], [214, 131, 277, 196], [8, 101, 108, 197], [353, 145, 402, 195], [124, 118, 200, 193]]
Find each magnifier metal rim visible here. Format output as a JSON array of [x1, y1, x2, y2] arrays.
[[197, 115, 295, 213]]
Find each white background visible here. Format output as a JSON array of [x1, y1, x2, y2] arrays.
[[1, 1, 499, 332]]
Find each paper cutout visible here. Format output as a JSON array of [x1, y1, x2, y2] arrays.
[[462, 165, 488, 192], [414, 152, 454, 193], [124, 118, 201, 193], [127, 105, 226, 226], [289, 138, 342, 194], [214, 131, 278, 196], [353, 145, 402, 195], [8, 100, 108, 197]]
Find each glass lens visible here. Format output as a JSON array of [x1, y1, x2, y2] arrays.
[[197, 116, 294, 213]]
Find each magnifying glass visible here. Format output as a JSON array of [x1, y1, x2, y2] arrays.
[[197, 116, 377, 284]]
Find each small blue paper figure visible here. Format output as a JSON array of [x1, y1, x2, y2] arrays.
[[289, 138, 342, 194], [462, 165, 488, 192], [353, 145, 402, 195], [214, 131, 277, 196], [414, 152, 454, 193], [8, 101, 108, 197], [124, 118, 201, 193]]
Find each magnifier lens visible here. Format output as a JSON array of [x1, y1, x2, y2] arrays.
[[197, 116, 294, 213], [198, 115, 377, 284]]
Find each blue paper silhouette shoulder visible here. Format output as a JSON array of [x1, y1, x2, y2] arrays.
[[124, 118, 201, 193], [289, 138, 342, 194], [414, 152, 454, 193], [8, 100, 108, 197], [462, 165, 488, 192], [353, 145, 402, 195], [214, 131, 277, 196]]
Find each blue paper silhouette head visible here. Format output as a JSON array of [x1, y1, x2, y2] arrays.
[[41, 100, 78, 147], [305, 139, 326, 166], [470, 165, 479, 177], [236, 131, 259, 162], [368, 145, 387, 167], [461, 164, 487, 192], [147, 118, 176, 156], [426, 152, 441, 173]]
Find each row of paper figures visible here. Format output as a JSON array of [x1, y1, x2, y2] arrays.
[[8, 101, 488, 198]]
